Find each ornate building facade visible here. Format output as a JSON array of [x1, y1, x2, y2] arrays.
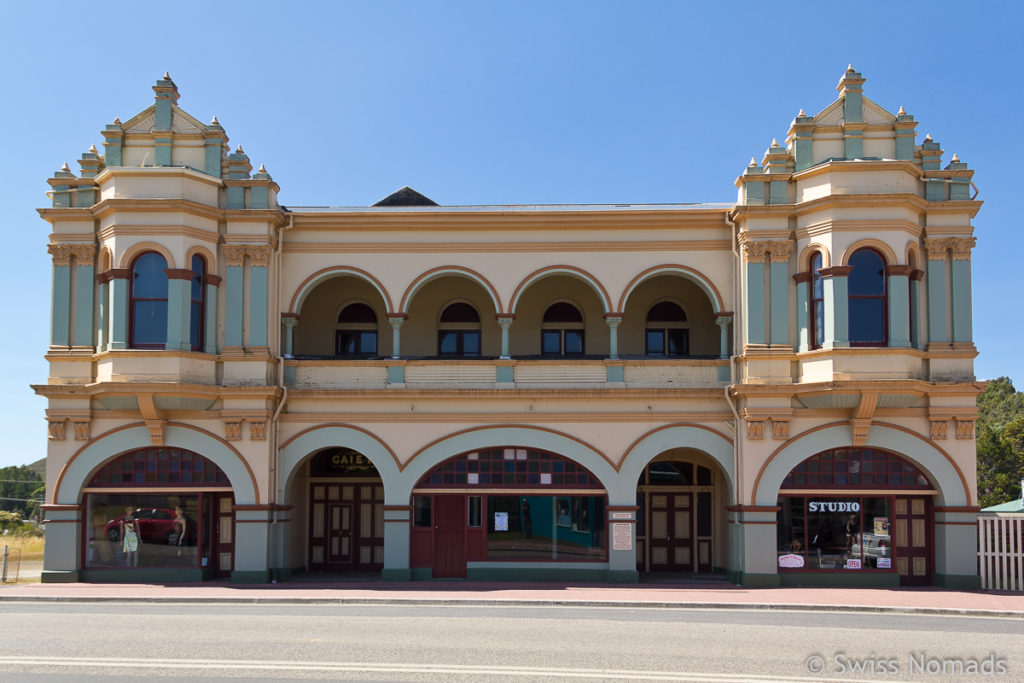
[[36, 69, 982, 587]]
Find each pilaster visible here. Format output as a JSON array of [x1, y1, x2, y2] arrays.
[[47, 245, 72, 348], [924, 238, 950, 345], [768, 244, 792, 347], [204, 274, 221, 354], [164, 268, 193, 351], [819, 266, 851, 348], [793, 272, 811, 352], [248, 246, 271, 348], [223, 245, 246, 349], [743, 241, 766, 346], [71, 245, 96, 349], [885, 265, 912, 348], [950, 238, 975, 344]]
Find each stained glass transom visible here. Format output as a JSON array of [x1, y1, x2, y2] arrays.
[[418, 448, 601, 488], [780, 448, 931, 489], [88, 447, 230, 487]]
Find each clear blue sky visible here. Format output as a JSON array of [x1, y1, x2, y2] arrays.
[[1, 2, 1019, 468]]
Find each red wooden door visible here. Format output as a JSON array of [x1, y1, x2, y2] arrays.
[[893, 496, 931, 586], [648, 492, 693, 571], [433, 495, 467, 578], [210, 493, 234, 578]]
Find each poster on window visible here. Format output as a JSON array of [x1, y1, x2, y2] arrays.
[[494, 511, 508, 531]]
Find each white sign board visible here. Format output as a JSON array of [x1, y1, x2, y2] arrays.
[[494, 511, 508, 531], [611, 523, 632, 551]]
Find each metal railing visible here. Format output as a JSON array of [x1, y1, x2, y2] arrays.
[[0, 545, 21, 583]]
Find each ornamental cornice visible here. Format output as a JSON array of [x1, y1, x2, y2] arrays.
[[222, 244, 248, 266], [247, 244, 273, 267], [69, 244, 96, 265], [767, 241, 793, 263], [741, 241, 767, 262], [924, 236, 976, 260], [47, 244, 73, 266]]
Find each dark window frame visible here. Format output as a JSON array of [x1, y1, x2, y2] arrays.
[[809, 252, 825, 349], [129, 251, 169, 349], [848, 248, 888, 347], [189, 255, 206, 352]]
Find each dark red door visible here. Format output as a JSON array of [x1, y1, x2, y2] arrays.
[[210, 493, 234, 578], [433, 495, 466, 578], [894, 496, 931, 586], [648, 493, 693, 571]]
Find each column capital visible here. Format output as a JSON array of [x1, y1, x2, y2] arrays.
[[603, 314, 623, 328], [768, 241, 793, 263], [247, 245, 273, 267], [281, 313, 300, 329], [387, 315, 407, 329], [223, 244, 248, 266], [741, 240, 768, 262], [496, 316, 514, 330], [924, 236, 976, 261], [47, 244, 73, 266], [69, 243, 96, 266], [950, 237, 976, 261], [714, 314, 733, 329]]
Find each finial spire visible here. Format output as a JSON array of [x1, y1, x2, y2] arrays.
[[770, 138, 779, 147], [847, 63, 854, 72], [924, 133, 933, 142], [113, 117, 122, 125], [749, 157, 757, 166], [235, 145, 244, 154], [210, 115, 219, 125], [163, 71, 171, 80], [60, 162, 70, 173], [88, 144, 97, 153], [257, 163, 267, 173], [897, 105, 906, 116], [798, 108, 805, 117], [951, 153, 960, 162]]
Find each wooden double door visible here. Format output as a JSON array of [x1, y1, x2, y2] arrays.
[[646, 490, 713, 573], [893, 496, 932, 586], [309, 481, 385, 571]]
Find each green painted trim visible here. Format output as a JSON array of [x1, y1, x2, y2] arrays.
[[746, 261, 765, 345], [843, 133, 863, 160], [795, 280, 809, 351], [284, 365, 297, 385], [910, 279, 922, 349], [794, 138, 813, 172], [738, 572, 782, 588], [605, 569, 639, 583], [80, 568, 206, 583], [250, 185, 269, 210], [933, 573, 980, 590], [895, 133, 915, 161], [155, 97, 172, 131], [925, 179, 947, 201], [51, 264, 71, 347], [249, 266, 268, 347], [387, 365, 405, 384], [606, 365, 624, 382], [73, 264, 95, 347], [717, 365, 731, 382], [745, 180, 765, 206], [843, 91, 863, 123], [769, 261, 788, 346], [165, 277, 191, 351], [768, 180, 787, 205], [97, 281, 109, 351], [496, 365, 514, 383], [204, 142, 222, 178], [382, 568, 413, 582], [927, 259, 948, 344], [105, 142, 122, 167], [887, 274, 911, 348], [411, 567, 433, 581], [204, 283, 218, 354], [226, 186, 245, 210], [466, 567, 610, 582], [40, 570, 80, 583], [109, 277, 129, 349], [155, 142, 172, 167], [823, 272, 849, 347], [225, 265, 244, 347], [231, 569, 272, 583], [779, 571, 899, 587], [951, 259, 972, 343]]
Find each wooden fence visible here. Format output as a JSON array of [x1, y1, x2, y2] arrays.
[[978, 515, 1024, 591]]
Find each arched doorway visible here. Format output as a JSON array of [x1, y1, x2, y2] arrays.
[[775, 446, 935, 586], [306, 447, 385, 571], [635, 450, 726, 575], [410, 446, 608, 578]]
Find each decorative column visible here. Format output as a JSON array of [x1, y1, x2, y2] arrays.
[[248, 246, 271, 349], [714, 313, 733, 358], [106, 268, 130, 349], [951, 238, 976, 344], [281, 314, 300, 357], [768, 243, 792, 346], [388, 314, 407, 359], [885, 265, 912, 348], [164, 268, 193, 351], [793, 272, 811, 352], [924, 238, 949, 346], [70, 245, 96, 349], [604, 314, 623, 359], [496, 315, 515, 359], [818, 266, 851, 348], [223, 245, 246, 349], [47, 245, 72, 349], [96, 272, 109, 351], [204, 274, 221, 354], [742, 241, 767, 346], [910, 269, 924, 349]]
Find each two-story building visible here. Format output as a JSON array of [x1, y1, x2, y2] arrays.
[[36, 68, 982, 587]]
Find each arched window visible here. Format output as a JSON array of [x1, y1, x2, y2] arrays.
[[438, 302, 481, 357], [645, 301, 688, 356], [848, 249, 887, 346], [810, 252, 824, 349], [336, 303, 379, 356], [129, 252, 168, 348], [541, 302, 584, 356], [190, 255, 205, 351], [908, 252, 918, 349]]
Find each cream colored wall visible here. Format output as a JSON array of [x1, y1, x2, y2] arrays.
[[510, 275, 608, 356], [402, 277, 500, 357], [293, 276, 391, 357], [617, 275, 718, 356]]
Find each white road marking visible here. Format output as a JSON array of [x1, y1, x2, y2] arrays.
[[0, 655, 912, 682]]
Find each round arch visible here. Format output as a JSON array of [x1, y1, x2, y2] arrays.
[[751, 422, 971, 507], [186, 245, 218, 269], [839, 240, 898, 266], [617, 423, 736, 501], [119, 241, 176, 269], [399, 266, 503, 315], [617, 265, 724, 314], [798, 244, 831, 269], [278, 424, 402, 503], [289, 266, 394, 316], [509, 266, 612, 315], [54, 423, 259, 505], [398, 425, 620, 502]]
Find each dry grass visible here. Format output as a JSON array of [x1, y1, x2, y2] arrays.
[[1, 535, 44, 583]]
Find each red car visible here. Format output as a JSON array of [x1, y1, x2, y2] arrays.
[[104, 508, 195, 545]]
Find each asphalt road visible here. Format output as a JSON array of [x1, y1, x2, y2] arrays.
[[0, 603, 1021, 681]]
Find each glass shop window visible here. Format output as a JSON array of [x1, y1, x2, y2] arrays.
[[485, 495, 605, 561], [84, 493, 200, 569]]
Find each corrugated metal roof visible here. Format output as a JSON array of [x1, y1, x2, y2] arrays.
[[981, 498, 1024, 513], [285, 202, 733, 214]]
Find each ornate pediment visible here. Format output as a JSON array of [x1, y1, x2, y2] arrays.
[[123, 106, 157, 133], [861, 97, 896, 125], [814, 99, 844, 126], [171, 105, 206, 134]]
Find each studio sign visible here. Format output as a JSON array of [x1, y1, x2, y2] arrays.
[[808, 501, 860, 512]]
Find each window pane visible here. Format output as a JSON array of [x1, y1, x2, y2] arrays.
[[848, 251, 885, 296], [413, 497, 431, 527], [190, 256, 204, 302], [849, 298, 885, 343], [84, 493, 200, 568], [564, 330, 584, 354], [646, 330, 664, 354], [667, 329, 688, 355], [133, 301, 167, 344], [190, 302, 202, 349], [542, 330, 561, 354], [132, 253, 168, 298], [462, 331, 481, 356], [486, 495, 605, 560], [359, 332, 377, 355], [438, 331, 458, 355], [468, 496, 482, 527], [813, 300, 825, 346]]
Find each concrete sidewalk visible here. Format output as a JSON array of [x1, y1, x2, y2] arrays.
[[2, 580, 1024, 617]]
